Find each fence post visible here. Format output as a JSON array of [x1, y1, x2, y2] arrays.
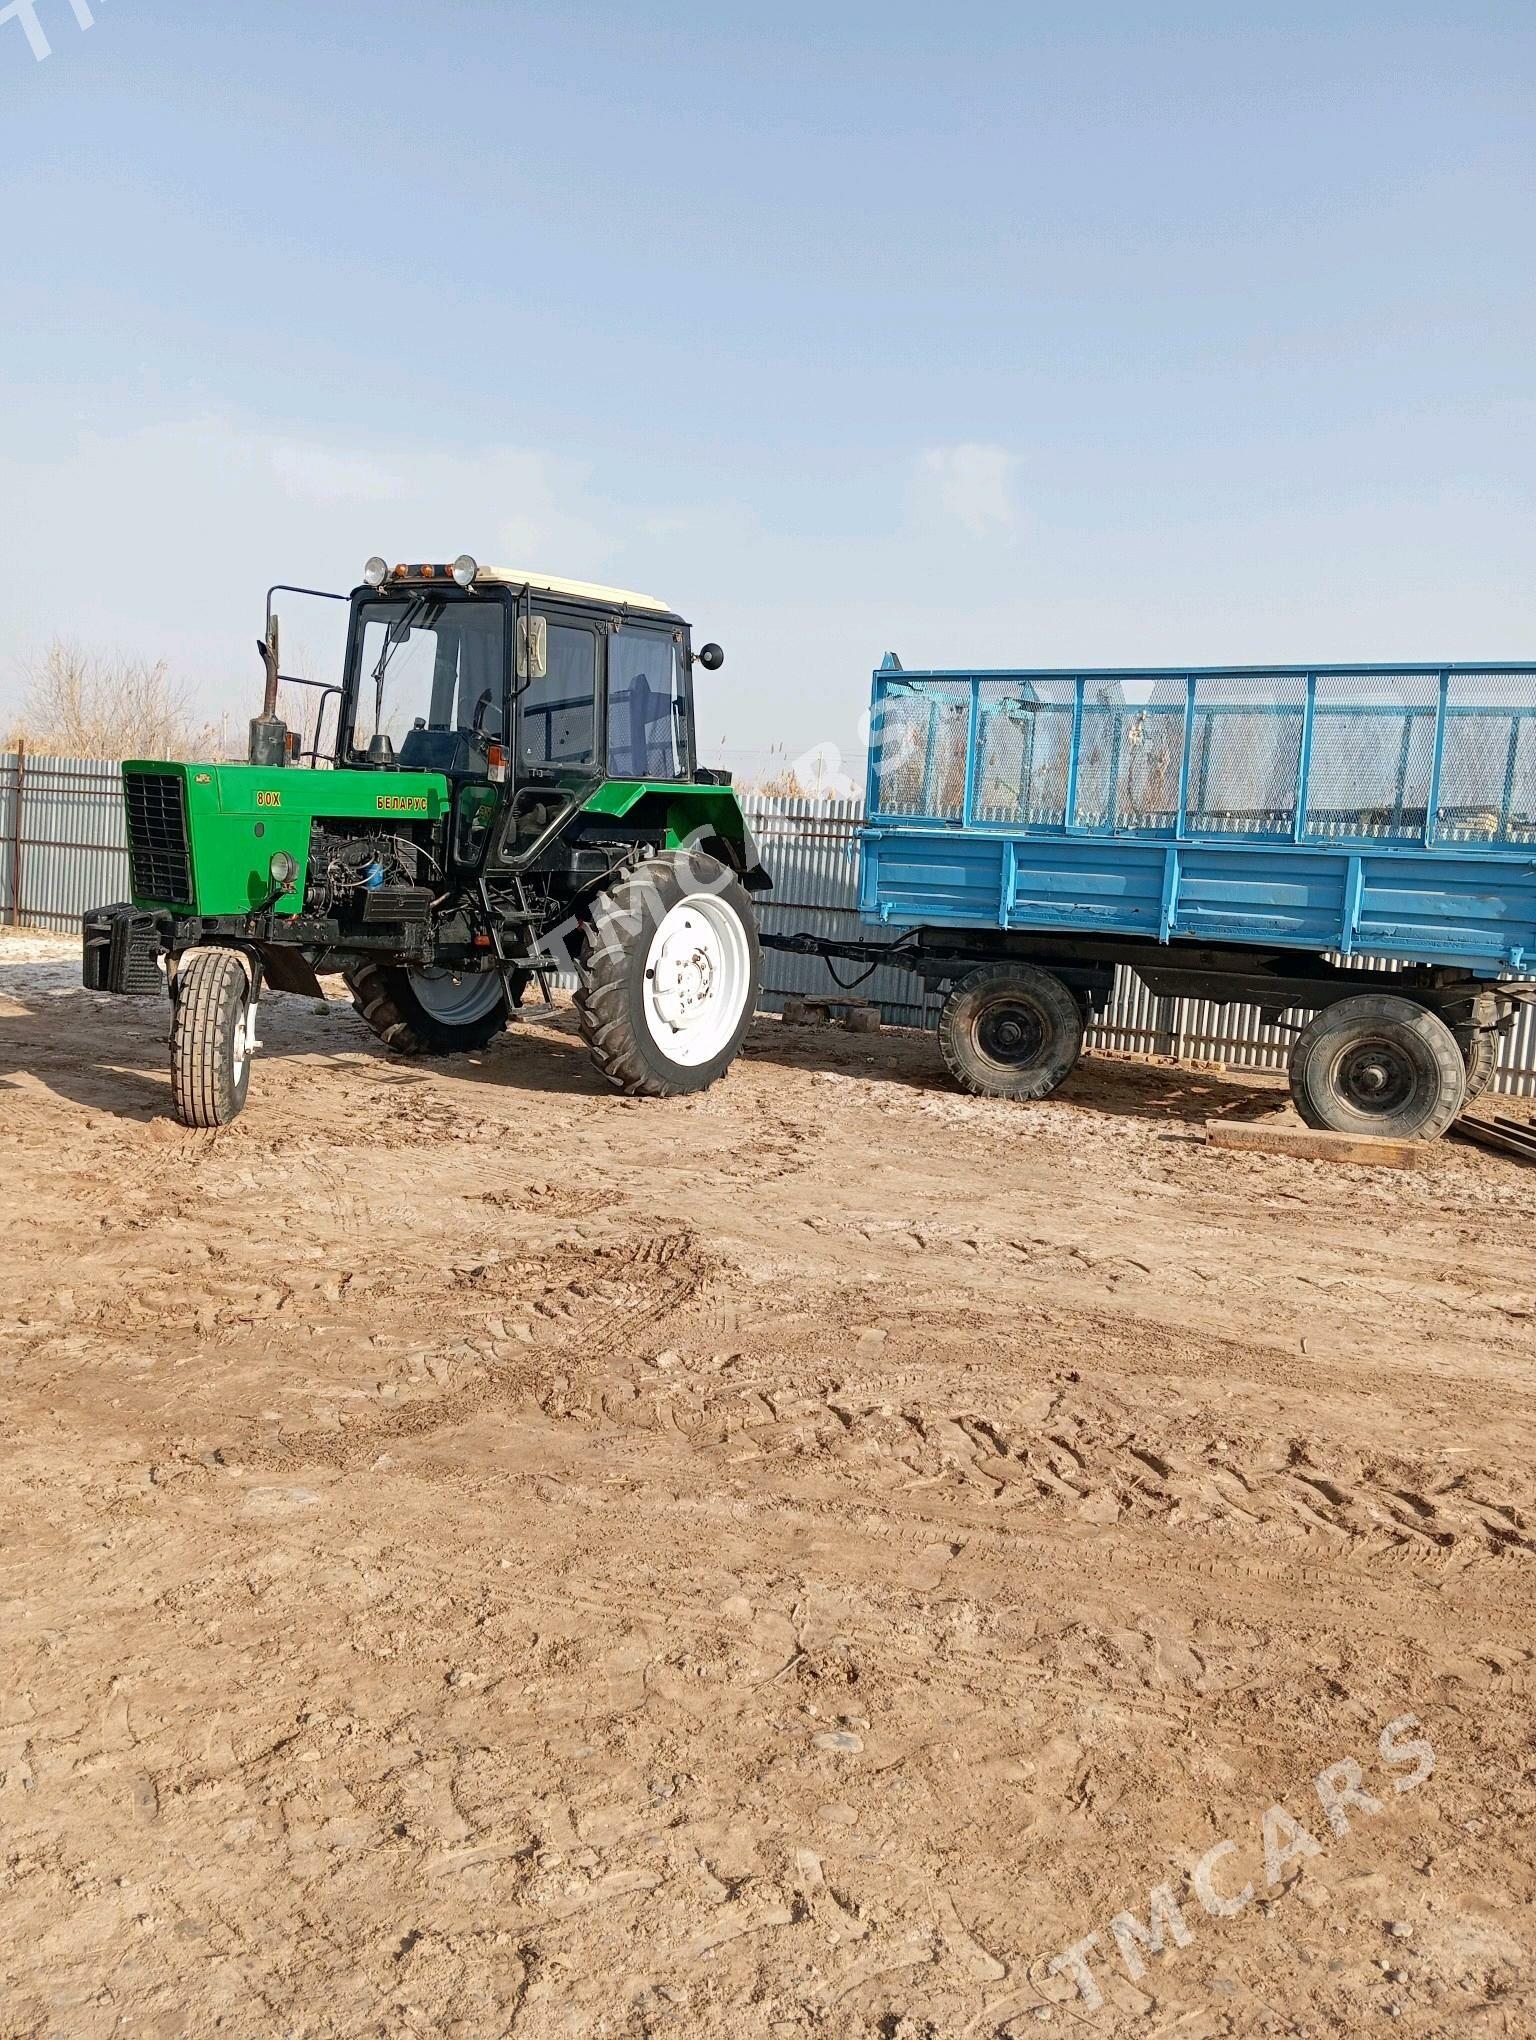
[[8, 738, 23, 928]]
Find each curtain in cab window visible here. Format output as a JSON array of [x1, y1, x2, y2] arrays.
[[609, 632, 683, 779], [519, 626, 597, 769]]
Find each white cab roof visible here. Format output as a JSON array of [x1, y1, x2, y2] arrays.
[[475, 568, 674, 614]]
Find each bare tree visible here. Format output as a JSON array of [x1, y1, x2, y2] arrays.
[[18, 640, 216, 760]]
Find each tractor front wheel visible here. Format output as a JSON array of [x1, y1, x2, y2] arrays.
[[171, 947, 254, 1128], [346, 963, 516, 1057], [577, 852, 761, 1096]]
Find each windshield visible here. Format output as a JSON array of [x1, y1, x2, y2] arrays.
[[349, 597, 506, 753]]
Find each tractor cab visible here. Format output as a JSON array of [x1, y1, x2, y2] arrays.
[[326, 559, 713, 791]]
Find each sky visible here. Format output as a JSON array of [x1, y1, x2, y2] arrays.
[[2, 0, 1533, 784]]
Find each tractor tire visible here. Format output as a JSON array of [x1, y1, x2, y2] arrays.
[[171, 947, 253, 1128], [1288, 993, 1466, 1141], [939, 964, 1085, 1101], [576, 851, 760, 1097], [346, 962, 516, 1057], [1457, 1026, 1500, 1107]]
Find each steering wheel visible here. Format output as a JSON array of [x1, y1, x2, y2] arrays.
[[472, 688, 495, 737]]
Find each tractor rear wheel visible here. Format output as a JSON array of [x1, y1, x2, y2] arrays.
[[347, 963, 516, 1056], [171, 947, 253, 1128], [938, 963, 1085, 1101], [1288, 993, 1466, 1140], [576, 851, 760, 1096]]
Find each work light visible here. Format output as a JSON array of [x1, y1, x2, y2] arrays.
[[452, 555, 479, 588], [363, 556, 389, 588]]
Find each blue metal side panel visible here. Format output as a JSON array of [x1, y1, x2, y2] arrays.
[[862, 826, 1536, 973], [1171, 847, 1347, 947], [1006, 837, 1166, 932], [1356, 856, 1536, 968], [861, 831, 1006, 926]]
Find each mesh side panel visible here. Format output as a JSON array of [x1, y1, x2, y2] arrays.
[[1071, 693, 1111, 829], [927, 687, 971, 819], [869, 689, 929, 815], [1305, 675, 1439, 842], [1438, 675, 1536, 843], [871, 682, 972, 819], [1114, 701, 1184, 831], [1015, 681, 1076, 826], [974, 684, 1029, 821], [1187, 676, 1306, 835], [1514, 718, 1536, 844], [873, 668, 1536, 842]]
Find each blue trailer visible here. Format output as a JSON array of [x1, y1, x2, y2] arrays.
[[769, 660, 1536, 1139]]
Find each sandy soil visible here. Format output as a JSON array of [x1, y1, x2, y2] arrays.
[[0, 927, 1533, 2038]]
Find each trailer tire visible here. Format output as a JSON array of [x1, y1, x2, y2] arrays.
[[1288, 994, 1466, 1141], [576, 852, 760, 1097], [170, 947, 253, 1128], [346, 963, 515, 1056], [939, 964, 1085, 1102], [1456, 1026, 1499, 1107]]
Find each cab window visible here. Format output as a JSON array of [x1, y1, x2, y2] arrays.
[[608, 631, 687, 779], [518, 624, 597, 771]]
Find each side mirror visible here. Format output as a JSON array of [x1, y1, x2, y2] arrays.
[[517, 615, 548, 682], [697, 643, 725, 672]]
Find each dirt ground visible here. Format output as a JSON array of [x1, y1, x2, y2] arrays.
[[0, 928, 1533, 2039]]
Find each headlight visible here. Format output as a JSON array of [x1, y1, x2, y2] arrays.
[[452, 554, 479, 589], [363, 556, 389, 588], [268, 851, 299, 895]]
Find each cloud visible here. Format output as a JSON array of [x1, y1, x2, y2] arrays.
[[913, 442, 1021, 538], [0, 416, 624, 717], [265, 440, 403, 507]]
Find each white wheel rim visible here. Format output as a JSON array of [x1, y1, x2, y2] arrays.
[[642, 893, 753, 1068], [408, 968, 506, 1025], [232, 1008, 249, 1086]]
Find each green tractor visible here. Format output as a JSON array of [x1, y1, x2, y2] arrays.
[[84, 557, 769, 1126]]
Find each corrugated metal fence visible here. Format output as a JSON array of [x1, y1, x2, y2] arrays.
[[0, 749, 133, 936], [4, 760, 1534, 1096]]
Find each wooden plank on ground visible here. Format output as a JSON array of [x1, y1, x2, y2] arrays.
[[1453, 1117, 1536, 1166], [1204, 1119, 1429, 1170]]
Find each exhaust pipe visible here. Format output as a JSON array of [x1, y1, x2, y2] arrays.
[[249, 613, 291, 767]]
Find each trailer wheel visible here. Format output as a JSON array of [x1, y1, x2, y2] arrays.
[[1456, 1026, 1499, 1106], [170, 948, 253, 1128], [577, 851, 761, 1096], [346, 963, 516, 1056], [1288, 994, 1466, 1141], [939, 964, 1085, 1102]]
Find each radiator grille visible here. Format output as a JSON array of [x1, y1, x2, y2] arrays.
[[124, 772, 193, 904]]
